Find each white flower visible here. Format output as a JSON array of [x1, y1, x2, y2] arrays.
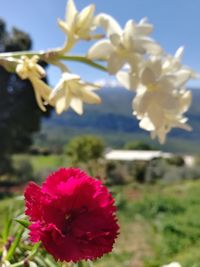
[[116, 70, 140, 90], [93, 13, 122, 37], [162, 47, 197, 77], [162, 47, 198, 84], [49, 72, 101, 115], [116, 47, 197, 91], [116, 59, 145, 90], [16, 55, 45, 80], [88, 15, 162, 74], [162, 46, 185, 73], [16, 56, 52, 111], [162, 262, 182, 267], [132, 59, 192, 143], [134, 87, 192, 144], [58, 0, 96, 41]]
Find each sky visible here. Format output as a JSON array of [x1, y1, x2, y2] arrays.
[[1, 0, 200, 87]]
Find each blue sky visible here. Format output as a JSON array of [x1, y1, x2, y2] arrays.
[[1, 0, 200, 87]]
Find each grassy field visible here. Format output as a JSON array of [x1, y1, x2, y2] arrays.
[[12, 154, 68, 172], [1, 179, 200, 267]]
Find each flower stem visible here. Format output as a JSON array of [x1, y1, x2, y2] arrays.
[[5, 228, 24, 261], [77, 262, 84, 267], [10, 242, 41, 267], [0, 50, 108, 72], [58, 55, 107, 72], [88, 260, 94, 267], [0, 50, 46, 58], [75, 261, 93, 267]]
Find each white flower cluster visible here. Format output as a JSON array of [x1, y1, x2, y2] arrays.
[[16, 55, 51, 111], [88, 13, 197, 143], [13, 0, 197, 143]]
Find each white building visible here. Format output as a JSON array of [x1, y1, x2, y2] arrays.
[[104, 149, 172, 162], [104, 149, 195, 166]]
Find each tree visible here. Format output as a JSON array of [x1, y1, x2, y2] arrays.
[[0, 19, 51, 174], [65, 135, 104, 165], [124, 141, 155, 151]]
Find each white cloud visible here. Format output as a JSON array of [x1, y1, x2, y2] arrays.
[[94, 78, 121, 88]]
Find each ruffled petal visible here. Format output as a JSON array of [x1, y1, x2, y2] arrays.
[[25, 182, 43, 221]]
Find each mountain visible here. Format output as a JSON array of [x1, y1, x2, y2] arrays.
[[35, 88, 200, 154]]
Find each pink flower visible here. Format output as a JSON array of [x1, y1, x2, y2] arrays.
[[24, 168, 119, 262]]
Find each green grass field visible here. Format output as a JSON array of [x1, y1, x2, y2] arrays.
[[12, 154, 68, 173], [1, 179, 200, 267]]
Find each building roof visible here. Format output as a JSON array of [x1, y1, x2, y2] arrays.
[[104, 150, 172, 161]]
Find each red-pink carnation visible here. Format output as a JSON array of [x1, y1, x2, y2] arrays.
[[24, 168, 119, 262]]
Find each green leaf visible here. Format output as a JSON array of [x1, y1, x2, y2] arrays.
[[5, 227, 24, 261], [35, 256, 47, 267], [77, 262, 84, 267], [88, 261, 94, 267], [15, 218, 30, 228], [2, 210, 12, 242], [28, 242, 41, 261]]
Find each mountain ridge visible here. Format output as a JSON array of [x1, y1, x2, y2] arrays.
[[36, 87, 200, 153]]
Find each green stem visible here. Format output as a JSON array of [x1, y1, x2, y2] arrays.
[[0, 50, 46, 58], [88, 261, 94, 267], [0, 50, 107, 72], [59, 55, 107, 72], [10, 261, 25, 267], [77, 262, 84, 267], [76, 261, 93, 267], [5, 228, 24, 261], [10, 242, 41, 267]]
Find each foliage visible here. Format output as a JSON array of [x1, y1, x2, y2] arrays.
[[122, 181, 200, 267], [0, 203, 60, 266], [124, 141, 155, 150], [166, 156, 185, 167], [2, 180, 200, 266], [0, 0, 198, 265], [0, 19, 51, 174], [65, 135, 104, 165], [130, 161, 149, 183], [105, 161, 128, 185]]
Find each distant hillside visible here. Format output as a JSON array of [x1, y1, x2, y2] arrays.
[[35, 88, 200, 153]]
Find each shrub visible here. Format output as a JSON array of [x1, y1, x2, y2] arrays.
[[105, 161, 127, 185], [124, 141, 155, 150], [166, 155, 185, 166], [65, 135, 104, 165]]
